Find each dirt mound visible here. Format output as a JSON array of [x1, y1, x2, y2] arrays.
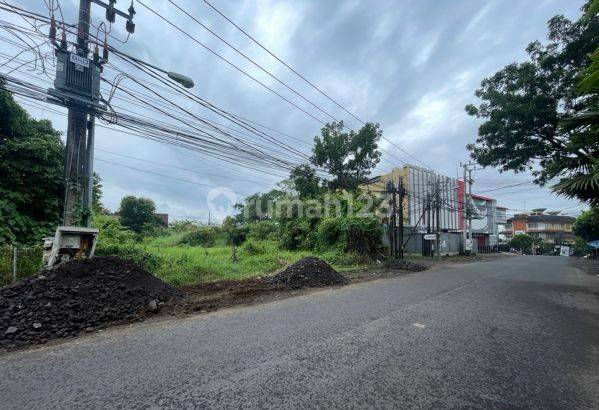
[[268, 257, 348, 289], [386, 259, 428, 272], [0, 256, 181, 350]]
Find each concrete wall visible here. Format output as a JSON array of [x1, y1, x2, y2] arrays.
[[383, 227, 463, 255]]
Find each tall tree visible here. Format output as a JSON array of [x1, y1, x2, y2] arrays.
[[311, 121, 382, 191], [573, 207, 599, 241], [289, 164, 321, 199], [465, 2, 599, 203], [0, 79, 64, 244], [118, 196, 157, 233], [92, 172, 105, 214]]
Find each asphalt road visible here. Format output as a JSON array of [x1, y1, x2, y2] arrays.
[[1, 256, 598, 408]]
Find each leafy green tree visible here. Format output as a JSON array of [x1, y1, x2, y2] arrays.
[[311, 121, 382, 191], [118, 195, 157, 233], [92, 172, 105, 214], [573, 207, 599, 241], [0, 79, 64, 244], [571, 236, 591, 256], [233, 189, 287, 224], [289, 164, 321, 199], [465, 3, 599, 203], [509, 234, 534, 253]]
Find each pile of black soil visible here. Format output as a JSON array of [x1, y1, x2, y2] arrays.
[[386, 259, 428, 272], [0, 256, 181, 350], [268, 257, 348, 289]]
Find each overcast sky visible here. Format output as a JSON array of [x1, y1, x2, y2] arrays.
[[6, 0, 588, 221]]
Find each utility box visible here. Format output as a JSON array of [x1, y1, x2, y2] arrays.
[[53, 50, 101, 104], [43, 226, 99, 268]]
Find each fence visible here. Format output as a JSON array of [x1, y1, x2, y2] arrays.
[[0, 245, 43, 286], [477, 244, 510, 254]]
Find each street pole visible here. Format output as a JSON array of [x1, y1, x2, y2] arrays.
[[63, 0, 92, 226], [462, 163, 468, 254], [82, 116, 95, 227], [398, 177, 404, 260], [468, 167, 473, 253], [426, 192, 431, 257], [391, 182, 398, 259], [435, 179, 441, 260]]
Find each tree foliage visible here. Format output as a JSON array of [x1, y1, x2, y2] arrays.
[[465, 2, 599, 204], [509, 234, 534, 253], [118, 195, 157, 233], [311, 121, 382, 191], [0, 79, 64, 244], [92, 172, 104, 214], [573, 207, 599, 241], [289, 164, 321, 199]]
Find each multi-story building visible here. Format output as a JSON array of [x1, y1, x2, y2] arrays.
[[470, 194, 501, 246], [363, 165, 507, 250], [362, 165, 460, 231], [504, 209, 576, 244]]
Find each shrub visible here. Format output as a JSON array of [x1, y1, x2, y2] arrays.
[[94, 243, 162, 272], [340, 216, 383, 257], [571, 236, 591, 256], [222, 217, 247, 247], [92, 214, 136, 244], [316, 218, 343, 250], [240, 240, 266, 255], [248, 220, 278, 241], [169, 220, 197, 233], [509, 234, 534, 254], [315, 216, 382, 257], [178, 226, 217, 247], [279, 219, 313, 250]]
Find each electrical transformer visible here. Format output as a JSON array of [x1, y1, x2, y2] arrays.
[[43, 226, 99, 268], [53, 50, 101, 104]]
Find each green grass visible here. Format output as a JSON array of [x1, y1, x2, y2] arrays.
[[1, 237, 371, 288], [146, 240, 368, 286]]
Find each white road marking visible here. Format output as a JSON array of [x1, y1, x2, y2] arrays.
[[413, 323, 426, 329]]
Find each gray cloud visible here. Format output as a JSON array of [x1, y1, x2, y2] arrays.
[[7, 0, 588, 220]]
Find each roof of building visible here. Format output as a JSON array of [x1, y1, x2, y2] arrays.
[[471, 193, 496, 202], [496, 206, 508, 210], [507, 214, 575, 223]]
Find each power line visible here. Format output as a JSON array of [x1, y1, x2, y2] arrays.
[[135, 0, 413, 169], [200, 0, 364, 124], [136, 0, 328, 125], [95, 158, 253, 196], [198, 0, 432, 170], [475, 181, 535, 194], [95, 148, 275, 185], [168, 0, 342, 125]]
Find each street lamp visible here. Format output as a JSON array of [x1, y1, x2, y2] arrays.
[[166, 71, 194, 89], [116, 50, 195, 88]]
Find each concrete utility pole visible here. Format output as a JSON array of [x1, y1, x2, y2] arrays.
[[461, 162, 476, 255], [426, 192, 431, 257], [58, 1, 191, 227], [398, 176, 405, 260], [468, 166, 473, 243], [63, 0, 91, 227], [435, 179, 441, 260]]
